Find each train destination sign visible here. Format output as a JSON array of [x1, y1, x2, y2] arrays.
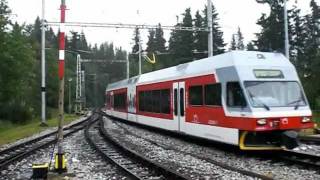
[[253, 69, 284, 79]]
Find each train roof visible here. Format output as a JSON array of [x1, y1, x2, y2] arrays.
[[106, 51, 293, 91]]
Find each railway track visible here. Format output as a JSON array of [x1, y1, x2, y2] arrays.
[[84, 115, 189, 180], [115, 118, 320, 172], [108, 118, 273, 180], [0, 114, 91, 170], [299, 135, 320, 145], [101, 113, 320, 178], [277, 149, 320, 169]]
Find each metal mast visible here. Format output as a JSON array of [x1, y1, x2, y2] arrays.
[[207, 0, 213, 57], [284, 0, 290, 59], [76, 54, 82, 113], [41, 0, 47, 125], [138, 36, 142, 75], [127, 56, 129, 79]]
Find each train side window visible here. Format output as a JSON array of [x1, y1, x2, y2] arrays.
[[189, 85, 203, 106], [139, 91, 145, 111], [145, 91, 152, 112], [174, 89, 178, 115], [227, 82, 247, 107], [161, 89, 170, 114], [114, 93, 126, 110], [153, 90, 161, 113], [139, 89, 170, 114], [205, 83, 221, 106]]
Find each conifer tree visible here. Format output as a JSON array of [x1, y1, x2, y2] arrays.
[[254, 0, 292, 54], [203, 4, 225, 55], [168, 8, 194, 64], [246, 42, 256, 51], [154, 24, 166, 53], [180, 8, 194, 62], [130, 27, 141, 77], [300, 0, 320, 108], [132, 27, 141, 54], [194, 10, 207, 57], [146, 29, 156, 53], [236, 27, 245, 50], [229, 35, 237, 50]]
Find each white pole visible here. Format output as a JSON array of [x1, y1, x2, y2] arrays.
[[79, 56, 82, 99], [138, 37, 142, 75], [284, 0, 290, 59], [68, 78, 72, 113], [127, 55, 129, 79], [76, 54, 80, 112], [81, 70, 85, 110], [41, 0, 46, 125], [207, 0, 213, 57], [76, 55, 79, 100]]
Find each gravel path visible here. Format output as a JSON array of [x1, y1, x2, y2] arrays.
[[107, 118, 320, 180], [103, 118, 256, 180], [1, 130, 126, 180]]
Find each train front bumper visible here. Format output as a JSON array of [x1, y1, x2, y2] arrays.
[[239, 130, 300, 150]]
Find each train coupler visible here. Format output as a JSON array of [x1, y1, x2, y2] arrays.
[[54, 153, 67, 173], [281, 130, 299, 149]]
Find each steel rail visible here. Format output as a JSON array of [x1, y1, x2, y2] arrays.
[[99, 118, 190, 179], [278, 149, 320, 169], [84, 117, 143, 180], [0, 115, 91, 170], [0, 115, 89, 158], [299, 135, 320, 145], [85, 115, 189, 179], [112, 120, 274, 180]]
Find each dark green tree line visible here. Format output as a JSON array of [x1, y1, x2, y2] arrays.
[[255, 0, 320, 109], [0, 0, 127, 122]]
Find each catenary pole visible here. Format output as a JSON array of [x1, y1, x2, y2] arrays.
[[138, 34, 142, 75], [127, 56, 129, 79], [68, 78, 72, 113], [41, 0, 47, 125], [207, 0, 213, 57], [284, 0, 290, 59]]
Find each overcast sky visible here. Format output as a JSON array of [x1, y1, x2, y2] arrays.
[[8, 0, 319, 52]]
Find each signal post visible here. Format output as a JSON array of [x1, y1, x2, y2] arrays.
[[56, 0, 67, 173]]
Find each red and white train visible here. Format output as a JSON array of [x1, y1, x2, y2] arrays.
[[104, 51, 314, 150]]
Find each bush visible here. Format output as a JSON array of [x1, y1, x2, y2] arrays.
[[0, 100, 33, 124]]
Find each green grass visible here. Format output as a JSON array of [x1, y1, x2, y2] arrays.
[[313, 111, 320, 125], [0, 114, 80, 146]]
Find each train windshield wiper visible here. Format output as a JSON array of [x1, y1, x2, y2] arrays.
[[287, 98, 304, 110], [248, 92, 270, 111]]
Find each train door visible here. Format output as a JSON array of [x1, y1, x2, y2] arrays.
[[127, 85, 136, 122], [110, 91, 114, 117], [173, 82, 185, 132]]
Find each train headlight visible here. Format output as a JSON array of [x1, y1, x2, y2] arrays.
[[257, 119, 267, 125], [301, 117, 311, 123]]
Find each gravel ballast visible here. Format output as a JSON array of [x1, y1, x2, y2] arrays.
[[105, 117, 320, 180], [103, 118, 257, 180], [1, 130, 125, 180]]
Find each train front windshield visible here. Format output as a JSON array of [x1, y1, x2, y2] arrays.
[[244, 81, 307, 108]]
